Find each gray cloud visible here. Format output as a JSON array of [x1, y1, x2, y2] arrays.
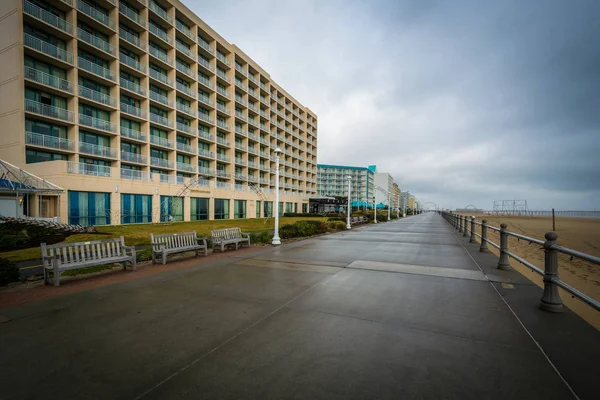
[[188, 0, 600, 210]]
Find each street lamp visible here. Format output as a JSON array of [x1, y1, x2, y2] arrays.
[[346, 175, 352, 230], [272, 147, 282, 245]]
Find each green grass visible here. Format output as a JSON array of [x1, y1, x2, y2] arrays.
[[0, 217, 327, 262]]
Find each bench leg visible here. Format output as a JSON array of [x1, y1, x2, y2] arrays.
[[131, 257, 137, 271], [53, 263, 60, 287], [221, 243, 225, 252], [162, 251, 167, 265], [204, 247, 208, 256], [43, 267, 48, 285]]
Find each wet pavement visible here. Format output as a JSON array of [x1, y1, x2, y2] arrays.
[[1, 213, 598, 399]]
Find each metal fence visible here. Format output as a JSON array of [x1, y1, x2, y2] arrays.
[[440, 211, 600, 313]]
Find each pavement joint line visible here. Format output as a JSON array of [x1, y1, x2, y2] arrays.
[[449, 221, 580, 400], [345, 260, 488, 282], [134, 270, 340, 400]]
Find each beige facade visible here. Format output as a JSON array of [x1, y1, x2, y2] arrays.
[[0, 0, 318, 224]]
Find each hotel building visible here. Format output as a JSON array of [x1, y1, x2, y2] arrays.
[[316, 164, 374, 208]]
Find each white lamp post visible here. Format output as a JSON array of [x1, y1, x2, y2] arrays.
[[272, 147, 282, 245], [346, 175, 352, 230], [373, 195, 378, 224]]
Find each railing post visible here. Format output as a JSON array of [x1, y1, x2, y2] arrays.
[[497, 223, 511, 270], [470, 216, 476, 243], [458, 215, 463, 233], [463, 217, 468, 237], [479, 219, 489, 252], [540, 232, 563, 313], [455, 215, 459, 230]]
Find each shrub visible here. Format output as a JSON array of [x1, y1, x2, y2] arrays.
[[0, 258, 20, 285], [327, 217, 343, 222], [280, 224, 300, 239], [326, 221, 346, 231], [250, 231, 272, 244], [136, 247, 153, 262]]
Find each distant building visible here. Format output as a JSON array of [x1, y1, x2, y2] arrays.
[[317, 164, 374, 208], [400, 191, 411, 211], [392, 183, 401, 210]]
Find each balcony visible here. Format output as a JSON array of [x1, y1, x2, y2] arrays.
[[121, 126, 146, 142], [198, 113, 212, 124], [248, 132, 259, 141], [248, 161, 258, 169], [120, 102, 146, 118], [235, 111, 246, 122], [150, 157, 173, 169], [120, 78, 146, 96], [149, 90, 172, 107], [24, 66, 73, 93], [198, 94, 213, 107], [79, 86, 116, 107], [149, 23, 173, 47], [176, 82, 194, 98], [25, 99, 74, 122], [234, 64, 247, 76], [24, 33, 74, 64], [216, 69, 229, 83], [23, 0, 73, 34], [215, 103, 229, 114], [235, 142, 247, 151], [198, 149, 214, 158], [176, 61, 196, 79], [235, 81, 247, 92], [79, 114, 117, 133], [198, 167, 215, 175], [159, 173, 176, 183], [121, 168, 151, 181], [176, 41, 195, 60], [175, 20, 194, 40], [235, 96, 247, 107], [198, 75, 213, 89], [150, 112, 173, 128], [177, 162, 195, 172], [216, 153, 230, 162], [150, 135, 173, 148], [120, 53, 147, 74], [176, 141, 194, 153], [234, 158, 246, 166], [216, 86, 229, 98], [248, 175, 258, 183], [216, 52, 230, 67], [148, 0, 172, 24], [149, 68, 172, 86], [25, 131, 74, 151], [176, 122, 196, 135], [198, 37, 214, 55], [248, 147, 259, 156], [68, 161, 111, 177], [149, 45, 173, 66], [235, 184, 246, 191], [77, 28, 115, 56], [79, 142, 117, 158], [76, 0, 116, 30], [198, 57, 213, 72], [78, 57, 115, 81], [216, 120, 230, 130], [198, 131, 213, 141], [119, 28, 146, 51], [216, 182, 230, 189], [119, 2, 145, 28]]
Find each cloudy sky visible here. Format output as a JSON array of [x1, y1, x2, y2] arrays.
[[187, 0, 600, 210]]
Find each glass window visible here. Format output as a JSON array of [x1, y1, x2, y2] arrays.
[[264, 201, 273, 218], [279, 202, 283, 215], [302, 203, 308, 213], [68, 191, 110, 226], [191, 197, 209, 220], [234, 200, 246, 219], [160, 196, 183, 222], [25, 119, 67, 138], [256, 200, 261, 218], [26, 149, 67, 164], [214, 198, 230, 220], [121, 194, 152, 224], [286, 202, 293, 213]]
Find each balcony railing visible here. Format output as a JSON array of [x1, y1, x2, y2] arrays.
[[25, 131, 74, 151], [235, 184, 247, 191], [24, 33, 74, 64], [25, 99, 74, 122], [149, 68, 172, 86], [198, 167, 215, 175], [79, 142, 117, 158], [68, 161, 111, 177], [198, 37, 214, 54], [120, 78, 146, 96], [198, 113, 212, 123], [198, 94, 213, 107], [23, 0, 73, 34], [24, 66, 73, 93], [198, 149, 214, 158], [149, 45, 173, 66], [235, 111, 246, 121], [235, 96, 247, 106], [216, 69, 230, 82], [217, 120, 229, 130], [150, 112, 173, 128], [149, 22, 173, 45], [150, 135, 173, 148], [120, 102, 146, 118], [148, 0, 172, 24], [234, 63, 247, 76], [76, 0, 116, 30], [176, 82, 194, 97], [79, 114, 117, 133], [150, 157, 173, 169], [176, 141, 194, 153], [121, 168, 151, 181], [215, 103, 229, 114], [216, 182, 230, 189], [198, 131, 213, 141], [235, 143, 247, 151], [121, 126, 146, 141], [119, 2, 145, 27], [198, 75, 213, 89], [176, 61, 196, 78], [198, 57, 213, 72], [78, 57, 115, 81], [248, 161, 258, 169], [177, 162, 195, 172], [216, 86, 229, 98], [79, 86, 116, 107], [234, 158, 246, 166], [119, 28, 146, 50], [120, 53, 147, 73], [149, 90, 172, 107], [175, 20, 194, 40], [176, 122, 196, 135], [216, 52, 229, 66], [77, 28, 115, 55], [216, 153, 230, 162], [176, 102, 195, 116], [159, 173, 176, 184], [176, 41, 195, 60]]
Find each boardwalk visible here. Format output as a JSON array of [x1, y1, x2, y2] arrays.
[[1, 213, 598, 399]]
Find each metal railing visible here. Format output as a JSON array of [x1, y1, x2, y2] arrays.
[[149, 45, 173, 65], [120, 53, 147, 73], [148, 0, 172, 24], [150, 135, 172, 148], [176, 141, 194, 153], [176, 41, 195, 60], [149, 68, 172, 86], [119, 2, 145, 27], [198, 113, 212, 123], [149, 112, 173, 128], [24, 66, 73, 93], [175, 20, 193, 39], [24, 33, 74, 64], [198, 94, 213, 107], [76, 0, 115, 30], [149, 22, 173, 45], [121, 151, 146, 164], [79, 142, 117, 158], [176, 82, 194, 97], [198, 167, 215, 175], [216, 52, 229, 66], [120, 126, 146, 142], [177, 162, 195, 172], [68, 161, 111, 177], [198, 149, 214, 158], [441, 211, 600, 312], [79, 86, 116, 107], [23, 0, 73, 34], [119, 28, 146, 50], [121, 168, 151, 181], [25, 99, 74, 122], [217, 69, 230, 82], [176, 122, 196, 135], [150, 156, 173, 168], [198, 37, 214, 54], [198, 75, 213, 89], [79, 114, 117, 133], [78, 57, 114, 81], [159, 173, 176, 184], [176, 61, 196, 79], [149, 90, 172, 106], [25, 131, 74, 151], [198, 57, 213, 72], [77, 28, 115, 55], [120, 78, 146, 96], [198, 131, 213, 141], [120, 102, 146, 118]]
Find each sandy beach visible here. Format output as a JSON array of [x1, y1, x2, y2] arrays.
[[458, 214, 600, 330]]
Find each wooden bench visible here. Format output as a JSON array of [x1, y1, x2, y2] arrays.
[[150, 231, 207, 264], [210, 227, 250, 252], [41, 237, 136, 286]]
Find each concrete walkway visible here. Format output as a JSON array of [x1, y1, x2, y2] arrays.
[[0, 213, 598, 399]]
